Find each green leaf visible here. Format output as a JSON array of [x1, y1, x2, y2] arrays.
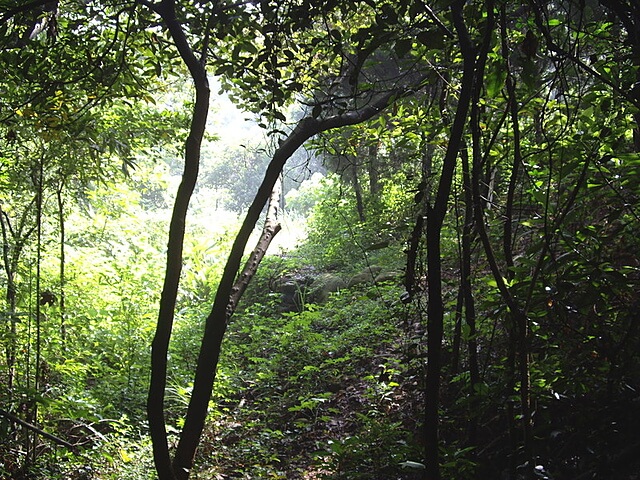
[[485, 61, 506, 98]]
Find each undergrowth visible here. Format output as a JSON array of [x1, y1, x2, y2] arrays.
[[191, 280, 426, 479]]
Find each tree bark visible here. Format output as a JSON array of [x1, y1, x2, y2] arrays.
[[500, 5, 532, 463], [0, 201, 37, 392], [56, 183, 66, 352], [0, 207, 17, 391], [405, 214, 423, 297], [368, 143, 380, 197], [226, 177, 283, 316], [351, 161, 366, 222]]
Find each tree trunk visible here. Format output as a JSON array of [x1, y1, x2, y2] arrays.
[[56, 184, 66, 352], [227, 177, 283, 315], [0, 201, 36, 392], [405, 214, 423, 297], [0, 408, 78, 453], [171, 94, 400, 479], [450, 286, 463, 376], [499, 5, 533, 464], [460, 148, 479, 446], [351, 161, 366, 222], [145, 1, 211, 478], [368, 143, 380, 197], [0, 207, 17, 391], [423, 211, 444, 480], [422, 4, 477, 478]]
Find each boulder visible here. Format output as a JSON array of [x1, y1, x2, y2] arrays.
[[374, 270, 402, 283], [309, 273, 347, 303], [272, 271, 315, 312], [347, 266, 383, 287]]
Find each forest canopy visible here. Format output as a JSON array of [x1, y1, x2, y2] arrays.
[[1, 0, 640, 479]]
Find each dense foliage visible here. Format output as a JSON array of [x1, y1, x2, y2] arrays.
[[1, 0, 640, 479]]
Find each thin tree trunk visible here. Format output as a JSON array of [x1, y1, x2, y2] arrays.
[[470, 54, 535, 480], [405, 214, 423, 297], [0, 208, 17, 391], [145, 1, 211, 478], [0, 202, 36, 392], [500, 5, 521, 284], [404, 140, 432, 300], [56, 184, 66, 352], [368, 143, 380, 197], [352, 161, 366, 222], [0, 408, 78, 453], [450, 287, 463, 376], [32, 154, 44, 466], [227, 177, 283, 314], [501, 3, 534, 461], [422, 4, 478, 478], [460, 148, 479, 445]]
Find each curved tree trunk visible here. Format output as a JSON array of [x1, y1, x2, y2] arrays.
[[172, 91, 399, 479], [142, 6, 403, 478], [144, 1, 211, 479]]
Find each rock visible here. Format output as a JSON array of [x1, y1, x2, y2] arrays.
[[272, 270, 315, 312], [374, 270, 402, 283], [309, 273, 347, 303], [347, 266, 383, 287], [271, 266, 400, 311]]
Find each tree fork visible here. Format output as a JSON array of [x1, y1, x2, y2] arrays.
[[172, 92, 400, 479], [226, 177, 283, 316]]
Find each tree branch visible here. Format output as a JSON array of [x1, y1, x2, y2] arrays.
[[226, 177, 283, 316], [0, 408, 78, 453], [0, 0, 53, 25]]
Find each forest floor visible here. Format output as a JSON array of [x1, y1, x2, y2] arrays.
[[189, 273, 640, 480]]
